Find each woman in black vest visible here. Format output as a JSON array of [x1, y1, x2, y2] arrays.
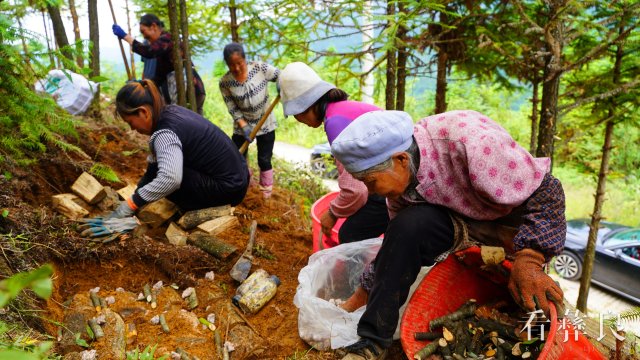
[[109, 79, 249, 219]]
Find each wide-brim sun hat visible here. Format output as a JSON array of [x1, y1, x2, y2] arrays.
[[331, 110, 415, 173], [278, 62, 336, 116]]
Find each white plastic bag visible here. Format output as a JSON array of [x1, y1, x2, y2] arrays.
[[294, 238, 430, 350], [34, 70, 97, 115]]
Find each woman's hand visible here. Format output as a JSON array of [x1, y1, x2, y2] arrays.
[[112, 24, 133, 44], [339, 286, 369, 312], [112, 24, 127, 39], [236, 119, 253, 143], [108, 200, 136, 219], [508, 248, 564, 318], [320, 209, 338, 238]]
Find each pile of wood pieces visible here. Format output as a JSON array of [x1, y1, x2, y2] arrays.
[[413, 299, 548, 360], [52, 172, 242, 260], [61, 276, 263, 360]]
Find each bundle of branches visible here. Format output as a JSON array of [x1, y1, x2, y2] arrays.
[[413, 299, 548, 360]]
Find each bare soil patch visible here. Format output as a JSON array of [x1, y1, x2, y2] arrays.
[[0, 113, 408, 359]]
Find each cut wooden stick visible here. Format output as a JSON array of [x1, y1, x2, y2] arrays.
[[99, 296, 107, 309], [186, 288, 198, 309], [443, 326, 455, 342], [88, 318, 104, 338], [470, 326, 484, 355], [438, 337, 452, 358], [89, 291, 102, 312], [176, 347, 192, 360], [453, 321, 470, 356], [214, 328, 223, 358], [177, 205, 234, 230], [142, 283, 157, 308], [187, 233, 237, 260], [495, 344, 506, 360], [414, 338, 441, 360], [512, 342, 522, 356], [414, 331, 442, 341], [159, 314, 170, 333], [473, 318, 520, 341], [429, 299, 477, 330], [126, 323, 137, 345], [198, 317, 216, 331]]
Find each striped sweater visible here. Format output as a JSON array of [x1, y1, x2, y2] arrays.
[[219, 61, 280, 136]]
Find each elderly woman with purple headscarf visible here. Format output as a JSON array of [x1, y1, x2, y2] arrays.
[[330, 110, 566, 360]]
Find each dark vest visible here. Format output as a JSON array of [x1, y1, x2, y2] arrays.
[[154, 105, 248, 189]]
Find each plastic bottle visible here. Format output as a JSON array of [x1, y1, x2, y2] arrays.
[[235, 269, 269, 297], [232, 270, 280, 314]]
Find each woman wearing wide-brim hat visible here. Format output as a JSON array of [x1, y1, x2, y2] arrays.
[[278, 62, 390, 265]]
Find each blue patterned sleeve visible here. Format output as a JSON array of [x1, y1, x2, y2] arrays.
[[512, 173, 566, 261]]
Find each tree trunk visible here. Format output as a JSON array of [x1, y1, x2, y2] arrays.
[[535, 65, 561, 164], [229, 0, 240, 43], [180, 0, 197, 112], [125, 0, 136, 79], [576, 27, 624, 313], [434, 49, 448, 114], [88, 0, 99, 77], [42, 10, 55, 68], [168, 0, 186, 106], [384, 0, 396, 110], [88, 0, 101, 118], [68, 0, 83, 67], [576, 120, 614, 312], [385, 51, 396, 110], [529, 77, 539, 154], [17, 17, 31, 66], [49, 14, 61, 68], [396, 47, 407, 111], [535, 1, 564, 165], [395, 2, 407, 111], [47, 4, 73, 61]]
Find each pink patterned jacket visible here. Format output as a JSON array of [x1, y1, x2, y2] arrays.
[[387, 110, 550, 220]]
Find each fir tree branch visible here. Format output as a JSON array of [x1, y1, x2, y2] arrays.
[[559, 77, 640, 116]]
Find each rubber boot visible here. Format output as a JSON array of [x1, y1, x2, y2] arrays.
[[259, 169, 273, 199]]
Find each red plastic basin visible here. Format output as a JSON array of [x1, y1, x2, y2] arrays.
[[400, 247, 606, 360], [311, 191, 345, 253]]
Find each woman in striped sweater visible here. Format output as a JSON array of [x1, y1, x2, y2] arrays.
[[219, 43, 280, 199], [108, 80, 249, 219]]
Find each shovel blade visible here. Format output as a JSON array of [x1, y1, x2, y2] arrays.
[[230, 257, 251, 282], [230, 220, 258, 282]]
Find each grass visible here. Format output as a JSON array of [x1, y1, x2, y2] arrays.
[[554, 166, 640, 226]]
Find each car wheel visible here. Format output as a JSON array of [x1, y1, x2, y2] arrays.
[[553, 252, 582, 280], [310, 156, 327, 177]]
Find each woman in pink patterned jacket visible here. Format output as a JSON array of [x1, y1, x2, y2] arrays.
[[330, 110, 566, 360]]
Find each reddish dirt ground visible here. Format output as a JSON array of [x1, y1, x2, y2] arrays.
[[0, 113, 412, 359]]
